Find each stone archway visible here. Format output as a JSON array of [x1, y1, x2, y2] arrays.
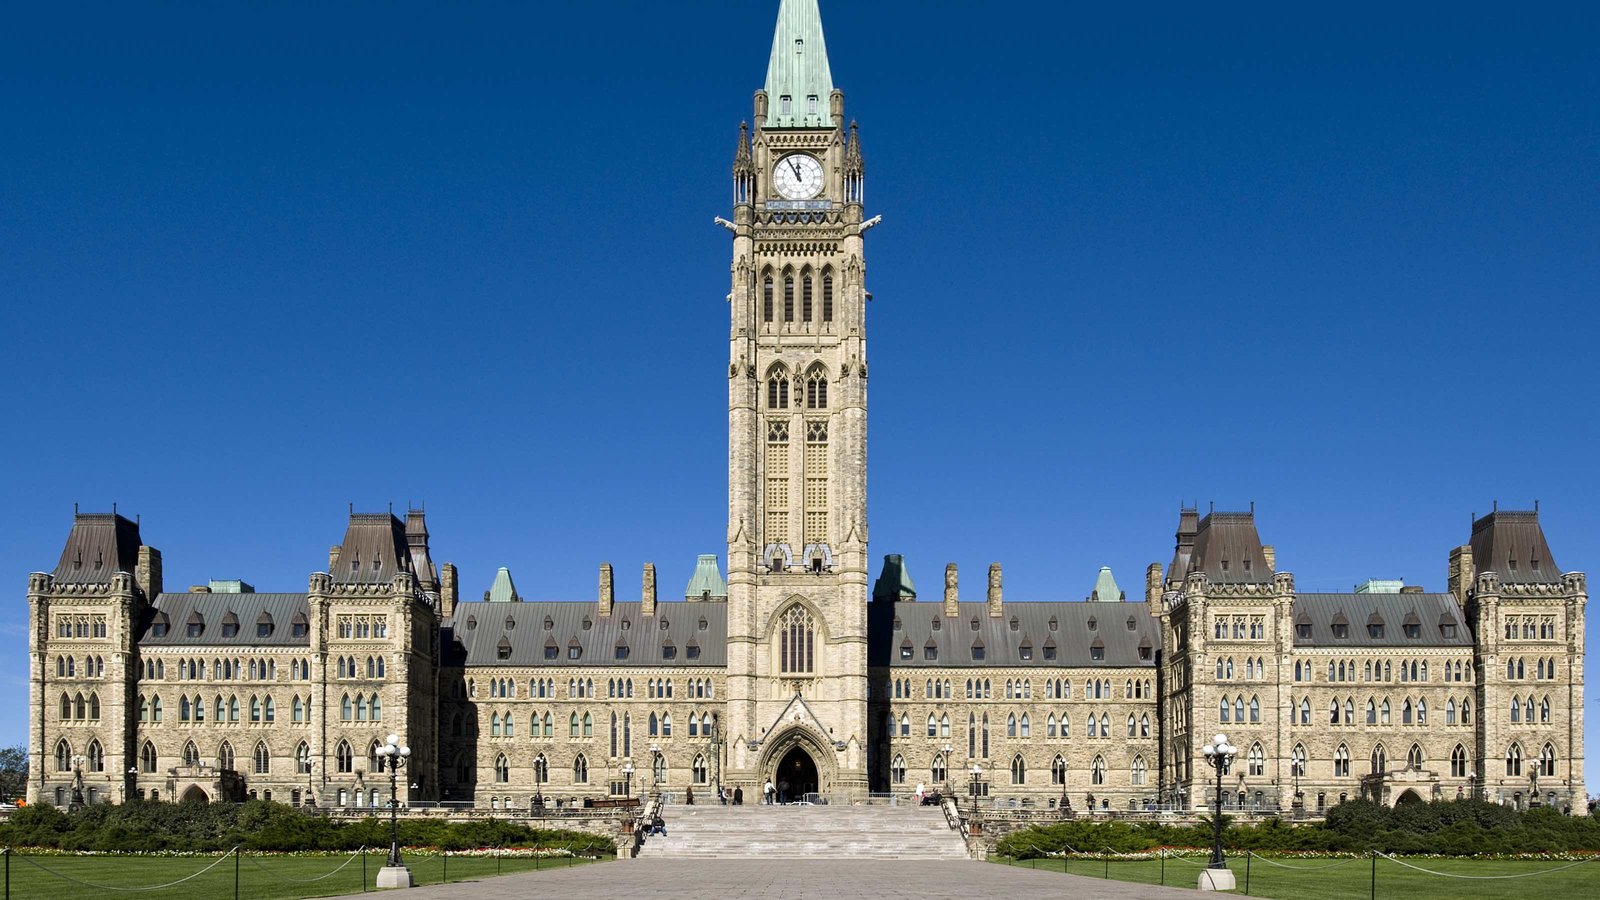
[[181, 784, 210, 804], [759, 725, 836, 802], [777, 746, 819, 802], [1395, 789, 1423, 806]]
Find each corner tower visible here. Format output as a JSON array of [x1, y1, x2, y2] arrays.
[[724, 0, 874, 799]]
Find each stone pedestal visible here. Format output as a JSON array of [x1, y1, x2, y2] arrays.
[[1197, 867, 1236, 892], [376, 865, 414, 889]]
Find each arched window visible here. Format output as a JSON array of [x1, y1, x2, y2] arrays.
[[1406, 744, 1423, 770], [1140, 713, 1150, 737], [692, 754, 707, 785], [336, 740, 352, 773], [1090, 755, 1106, 785], [1333, 744, 1350, 777], [1450, 744, 1468, 778], [254, 741, 271, 775], [1219, 697, 1230, 723], [1540, 743, 1556, 777], [806, 372, 828, 409], [1249, 696, 1260, 723], [1130, 754, 1147, 786], [649, 712, 659, 737], [1299, 698, 1311, 725], [762, 274, 774, 322], [1051, 755, 1066, 786], [85, 739, 104, 772], [296, 742, 312, 775], [891, 754, 906, 785], [573, 753, 589, 784], [491, 713, 502, 737], [821, 270, 834, 322], [1505, 743, 1523, 776], [652, 754, 666, 785], [140, 741, 158, 773], [533, 753, 549, 785], [767, 372, 789, 410], [183, 741, 201, 768], [779, 606, 816, 673], [1046, 713, 1057, 738], [783, 273, 795, 321], [1006, 713, 1016, 738], [495, 754, 510, 783], [801, 271, 814, 321], [1248, 743, 1265, 776], [218, 741, 235, 771], [1290, 744, 1306, 777], [571, 713, 581, 738], [1010, 754, 1026, 785], [1370, 744, 1387, 775], [584, 712, 594, 737]]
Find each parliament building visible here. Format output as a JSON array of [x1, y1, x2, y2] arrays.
[[25, 1, 1588, 817]]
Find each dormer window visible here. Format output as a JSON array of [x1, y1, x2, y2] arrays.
[[1090, 638, 1105, 661], [1086, 617, 1097, 631], [1019, 641, 1033, 661], [221, 614, 239, 638], [186, 613, 205, 638], [497, 638, 512, 661], [781, 95, 792, 115], [505, 617, 516, 631], [1221, 560, 1230, 572], [151, 614, 170, 638], [1295, 616, 1312, 640], [807, 95, 818, 114], [1042, 642, 1057, 661], [291, 613, 308, 639], [543, 640, 558, 660], [686, 643, 701, 660], [1243, 559, 1252, 572], [924, 641, 938, 661], [614, 643, 630, 660], [256, 613, 274, 638], [971, 641, 986, 661], [543, 616, 554, 630], [662, 643, 677, 660], [568, 641, 583, 660], [899, 640, 913, 661]]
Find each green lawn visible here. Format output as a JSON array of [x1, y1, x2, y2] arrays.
[[994, 853, 1600, 899], [1, 849, 604, 899]]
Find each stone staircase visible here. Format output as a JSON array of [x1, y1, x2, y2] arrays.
[[636, 802, 970, 859]]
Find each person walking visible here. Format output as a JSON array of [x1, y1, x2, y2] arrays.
[[686, 786, 695, 805], [764, 779, 776, 805], [915, 781, 926, 805], [734, 786, 744, 805]]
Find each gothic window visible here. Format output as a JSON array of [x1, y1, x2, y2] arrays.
[[1010, 754, 1026, 785], [1006, 713, 1016, 738], [1540, 743, 1556, 777], [218, 741, 235, 771], [932, 753, 947, 785], [1505, 743, 1522, 776], [1450, 744, 1467, 777], [967, 713, 976, 758], [141, 741, 158, 773], [183, 741, 201, 768], [783, 274, 795, 321], [1333, 744, 1350, 777], [940, 713, 950, 738], [768, 376, 790, 411], [1416, 698, 1426, 724], [253, 741, 270, 775], [1248, 743, 1265, 776], [653, 755, 666, 785], [891, 754, 906, 785], [1291, 744, 1306, 777], [1052, 755, 1067, 786], [533, 753, 549, 785], [691, 754, 707, 785], [806, 372, 828, 409], [763, 275, 774, 322], [779, 606, 815, 674], [336, 740, 352, 773], [822, 270, 834, 321], [1090, 755, 1106, 786], [802, 271, 813, 321], [495, 754, 510, 783], [1370, 744, 1387, 775]]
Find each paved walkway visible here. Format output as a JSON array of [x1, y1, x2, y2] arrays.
[[389, 858, 1203, 899]]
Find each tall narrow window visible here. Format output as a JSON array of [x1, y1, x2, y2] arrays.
[[806, 373, 828, 409], [763, 276, 774, 322], [822, 272, 834, 322], [802, 272, 813, 321], [783, 275, 795, 322], [779, 606, 815, 674]]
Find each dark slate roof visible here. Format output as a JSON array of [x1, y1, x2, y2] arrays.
[[51, 513, 142, 585], [1291, 593, 1471, 648], [334, 513, 413, 585], [1470, 509, 1561, 585], [870, 601, 1159, 668], [138, 593, 311, 647], [1188, 511, 1272, 584], [443, 601, 726, 668]]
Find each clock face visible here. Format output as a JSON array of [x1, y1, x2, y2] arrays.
[[773, 154, 824, 200]]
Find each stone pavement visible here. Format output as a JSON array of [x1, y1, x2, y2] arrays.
[[388, 858, 1204, 899]]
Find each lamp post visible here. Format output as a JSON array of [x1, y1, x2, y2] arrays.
[[942, 742, 953, 800], [968, 763, 983, 827], [622, 762, 635, 803], [650, 743, 662, 802], [69, 754, 86, 811], [124, 766, 137, 803], [373, 733, 413, 889], [1198, 734, 1238, 891]]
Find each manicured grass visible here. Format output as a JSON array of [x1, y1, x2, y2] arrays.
[[994, 853, 1600, 899], [0, 849, 604, 899]]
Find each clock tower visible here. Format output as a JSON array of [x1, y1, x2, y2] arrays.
[[722, 0, 875, 799]]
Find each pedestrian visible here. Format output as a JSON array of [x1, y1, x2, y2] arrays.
[[686, 785, 695, 805], [651, 813, 667, 836], [718, 786, 728, 805], [764, 779, 776, 805], [734, 786, 744, 805], [915, 781, 926, 805]]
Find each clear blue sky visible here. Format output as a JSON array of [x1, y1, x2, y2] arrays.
[[1, 2, 1595, 795]]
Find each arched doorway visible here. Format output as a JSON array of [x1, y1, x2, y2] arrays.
[[181, 785, 209, 804], [776, 746, 819, 803], [1395, 789, 1422, 806]]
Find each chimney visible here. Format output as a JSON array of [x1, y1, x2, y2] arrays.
[[598, 563, 614, 618], [642, 563, 657, 617], [1399, 585, 1424, 594], [439, 563, 458, 619], [136, 545, 163, 601], [1448, 546, 1475, 605], [1145, 563, 1163, 602], [188, 585, 211, 593], [987, 563, 1003, 617], [1262, 545, 1276, 574], [329, 545, 342, 573], [943, 564, 959, 617]]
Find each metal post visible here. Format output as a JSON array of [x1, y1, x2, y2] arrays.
[[1211, 759, 1225, 868], [442, 849, 447, 883], [234, 847, 240, 900], [7, 847, 12, 900], [1370, 849, 1377, 900], [497, 845, 502, 875], [1244, 851, 1251, 895], [1103, 847, 1109, 880], [362, 848, 367, 891], [1160, 847, 1165, 886]]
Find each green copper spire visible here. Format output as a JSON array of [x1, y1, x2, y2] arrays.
[[684, 554, 728, 602], [764, 0, 834, 128], [487, 566, 520, 603], [1089, 566, 1125, 603], [872, 554, 917, 602]]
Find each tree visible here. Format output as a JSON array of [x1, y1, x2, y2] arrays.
[[0, 744, 26, 802]]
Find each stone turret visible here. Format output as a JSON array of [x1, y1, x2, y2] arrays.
[[642, 563, 657, 617], [987, 563, 1003, 617], [944, 563, 959, 617]]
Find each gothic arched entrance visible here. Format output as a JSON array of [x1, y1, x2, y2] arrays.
[[1395, 789, 1422, 806], [181, 785, 209, 804], [776, 745, 819, 803]]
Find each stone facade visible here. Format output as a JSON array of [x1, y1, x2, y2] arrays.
[[23, 1, 1588, 817]]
